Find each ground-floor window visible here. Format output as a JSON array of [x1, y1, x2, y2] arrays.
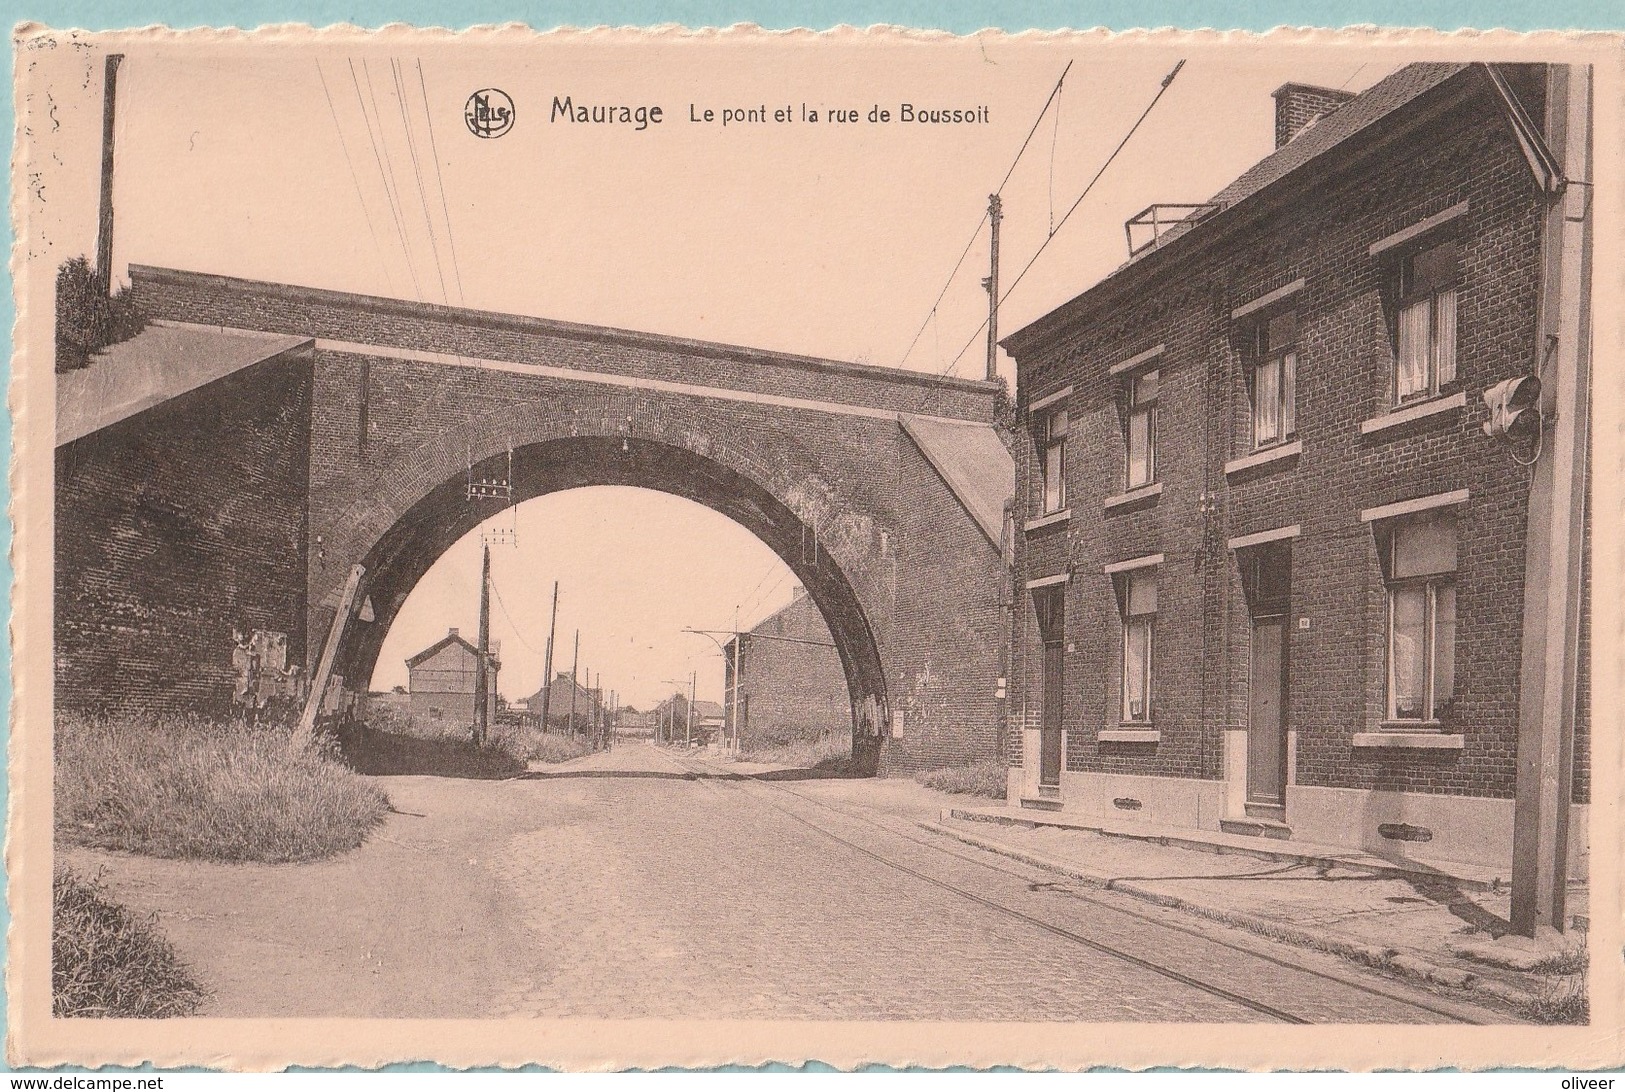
[[1117, 567, 1157, 723], [1383, 510, 1458, 722]]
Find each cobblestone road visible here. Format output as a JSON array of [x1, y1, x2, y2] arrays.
[[482, 745, 1496, 1023], [73, 742, 1509, 1022]]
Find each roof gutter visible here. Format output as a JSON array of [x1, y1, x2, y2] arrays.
[[1483, 63, 1567, 196]]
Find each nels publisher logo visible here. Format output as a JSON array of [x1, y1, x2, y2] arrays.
[[465, 88, 515, 138]]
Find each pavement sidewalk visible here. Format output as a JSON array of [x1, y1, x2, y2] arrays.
[[926, 806, 1589, 1024]]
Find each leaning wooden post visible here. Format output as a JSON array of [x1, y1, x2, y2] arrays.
[[293, 564, 366, 751]]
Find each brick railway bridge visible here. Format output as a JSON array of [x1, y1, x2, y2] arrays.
[[55, 267, 1015, 773]]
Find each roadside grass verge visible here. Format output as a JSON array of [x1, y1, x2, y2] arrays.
[[914, 759, 1008, 799], [498, 726, 593, 765], [738, 732, 850, 770], [56, 713, 388, 863], [345, 703, 592, 777], [53, 867, 204, 1018]]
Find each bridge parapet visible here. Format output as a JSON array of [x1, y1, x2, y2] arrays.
[[128, 266, 999, 424]]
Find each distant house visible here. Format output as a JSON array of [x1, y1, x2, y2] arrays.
[[723, 587, 850, 747], [693, 700, 726, 742], [405, 627, 499, 725], [521, 671, 602, 731]]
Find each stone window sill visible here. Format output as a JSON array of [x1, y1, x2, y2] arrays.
[[1101, 727, 1160, 743], [1352, 730, 1465, 750], [1104, 482, 1163, 512], [1024, 508, 1071, 533], [1224, 439, 1302, 477], [1360, 391, 1467, 436]]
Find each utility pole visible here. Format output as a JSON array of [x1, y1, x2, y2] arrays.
[[731, 606, 742, 753], [687, 671, 696, 746], [95, 54, 125, 299], [1511, 63, 1592, 937], [983, 192, 1003, 383], [568, 630, 580, 735], [473, 541, 492, 745], [539, 580, 558, 731]]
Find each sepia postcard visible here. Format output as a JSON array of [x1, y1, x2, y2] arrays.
[[7, 21, 1623, 1071]]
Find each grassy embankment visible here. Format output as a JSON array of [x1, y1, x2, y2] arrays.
[[52, 868, 206, 1018], [345, 702, 592, 777], [54, 712, 394, 1017]]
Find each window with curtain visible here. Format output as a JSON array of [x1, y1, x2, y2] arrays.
[[1125, 369, 1158, 489], [1119, 567, 1157, 723], [1385, 510, 1458, 722], [1253, 311, 1298, 449], [1036, 405, 1068, 514], [1395, 239, 1459, 403]]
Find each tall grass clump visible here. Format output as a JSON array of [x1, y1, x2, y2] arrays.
[[56, 713, 389, 863], [737, 731, 850, 769], [915, 759, 1008, 799], [347, 702, 592, 776], [498, 727, 592, 765], [55, 255, 148, 372], [53, 867, 205, 1018]]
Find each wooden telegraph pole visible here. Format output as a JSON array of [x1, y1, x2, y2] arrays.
[[473, 541, 492, 745], [568, 630, 580, 735], [539, 581, 558, 731], [984, 192, 1002, 383], [95, 54, 125, 299]]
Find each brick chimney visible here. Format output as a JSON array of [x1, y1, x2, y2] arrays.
[[448, 627, 459, 638], [1271, 83, 1357, 148]]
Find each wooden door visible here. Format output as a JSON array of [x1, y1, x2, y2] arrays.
[[1248, 617, 1288, 811]]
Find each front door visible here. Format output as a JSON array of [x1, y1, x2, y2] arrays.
[[1243, 541, 1291, 816], [1247, 616, 1288, 813], [1041, 638, 1064, 787], [1034, 585, 1065, 790]]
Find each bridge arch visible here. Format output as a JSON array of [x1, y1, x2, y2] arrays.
[[325, 418, 892, 771]]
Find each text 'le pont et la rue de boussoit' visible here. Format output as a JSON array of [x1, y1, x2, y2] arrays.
[[548, 95, 992, 131]]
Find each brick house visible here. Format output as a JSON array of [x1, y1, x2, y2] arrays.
[[405, 627, 499, 725], [723, 586, 851, 748], [1001, 62, 1591, 882], [520, 671, 602, 730]]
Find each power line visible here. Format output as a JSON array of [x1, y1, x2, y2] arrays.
[[414, 60, 470, 309], [939, 59, 1186, 378], [315, 60, 396, 296], [390, 58, 456, 313], [350, 58, 426, 302], [488, 570, 546, 656], [897, 60, 1072, 371]]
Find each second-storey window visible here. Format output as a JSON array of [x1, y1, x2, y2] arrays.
[[1120, 567, 1157, 723], [1396, 240, 1459, 403], [1385, 511, 1458, 722], [1037, 405, 1068, 514], [1253, 311, 1298, 449], [1125, 369, 1159, 489]]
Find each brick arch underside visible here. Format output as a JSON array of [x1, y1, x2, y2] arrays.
[[335, 436, 890, 771]]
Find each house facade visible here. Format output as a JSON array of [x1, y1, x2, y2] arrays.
[[723, 587, 852, 749], [1002, 63, 1590, 881], [521, 671, 602, 731], [405, 627, 499, 725]]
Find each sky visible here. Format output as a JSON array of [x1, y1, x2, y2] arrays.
[[24, 29, 1400, 706]]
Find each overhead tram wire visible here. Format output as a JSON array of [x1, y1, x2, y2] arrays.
[[488, 570, 547, 656], [414, 60, 471, 309], [316, 60, 397, 297], [390, 57, 457, 314], [348, 57, 426, 302], [896, 60, 1073, 373], [939, 59, 1186, 378]]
